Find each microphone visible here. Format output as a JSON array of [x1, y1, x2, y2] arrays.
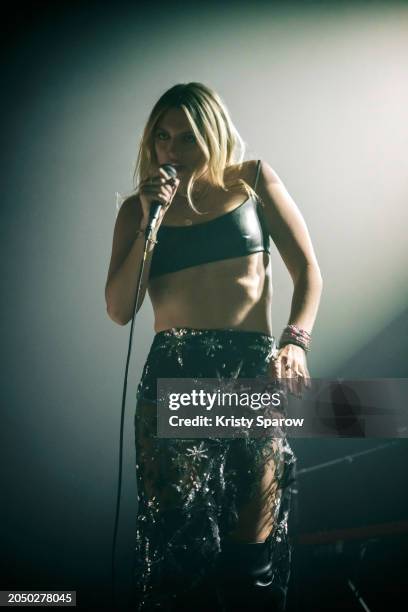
[[145, 163, 178, 236]]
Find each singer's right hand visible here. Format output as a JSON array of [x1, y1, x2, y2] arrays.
[[139, 167, 180, 224]]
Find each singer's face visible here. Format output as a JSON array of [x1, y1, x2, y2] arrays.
[[153, 107, 207, 179]]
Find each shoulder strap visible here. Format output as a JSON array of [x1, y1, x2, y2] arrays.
[[253, 159, 261, 191]]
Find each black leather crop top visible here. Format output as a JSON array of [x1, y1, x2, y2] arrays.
[[149, 160, 270, 279]]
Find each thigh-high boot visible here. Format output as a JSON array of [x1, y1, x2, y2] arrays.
[[215, 539, 287, 612]]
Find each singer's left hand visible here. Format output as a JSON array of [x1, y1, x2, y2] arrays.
[[269, 343, 310, 397]]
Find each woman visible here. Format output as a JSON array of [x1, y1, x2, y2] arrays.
[[105, 83, 323, 611]]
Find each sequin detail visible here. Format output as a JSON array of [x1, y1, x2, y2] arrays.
[[133, 327, 296, 610]]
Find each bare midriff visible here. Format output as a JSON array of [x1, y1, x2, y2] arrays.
[[148, 251, 273, 335], [146, 161, 273, 335]]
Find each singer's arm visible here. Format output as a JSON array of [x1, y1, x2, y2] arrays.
[[105, 195, 155, 325], [256, 161, 323, 331]]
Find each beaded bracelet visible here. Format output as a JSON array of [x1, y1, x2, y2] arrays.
[[279, 324, 311, 352]]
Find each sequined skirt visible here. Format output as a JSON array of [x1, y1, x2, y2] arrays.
[[133, 327, 297, 610]]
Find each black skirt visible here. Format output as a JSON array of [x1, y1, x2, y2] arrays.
[[133, 327, 297, 610]]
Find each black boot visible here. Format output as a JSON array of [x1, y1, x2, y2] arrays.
[[215, 539, 287, 612]]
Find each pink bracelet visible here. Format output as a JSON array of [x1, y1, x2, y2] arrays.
[[279, 324, 311, 352]]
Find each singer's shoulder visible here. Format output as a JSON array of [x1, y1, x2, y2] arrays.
[[116, 193, 143, 222], [224, 159, 260, 185], [118, 192, 141, 211]]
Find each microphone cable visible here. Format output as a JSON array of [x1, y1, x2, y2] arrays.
[[109, 164, 177, 606]]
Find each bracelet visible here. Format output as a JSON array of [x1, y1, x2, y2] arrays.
[[279, 324, 311, 352]]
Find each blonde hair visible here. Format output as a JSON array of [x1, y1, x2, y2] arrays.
[[132, 82, 258, 213]]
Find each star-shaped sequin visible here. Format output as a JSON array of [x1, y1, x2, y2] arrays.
[[185, 441, 209, 462], [154, 328, 189, 367], [199, 333, 225, 358]]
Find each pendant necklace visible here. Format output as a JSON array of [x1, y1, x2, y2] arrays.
[[176, 185, 209, 226]]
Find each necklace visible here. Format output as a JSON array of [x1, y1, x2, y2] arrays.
[[173, 185, 211, 225]]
